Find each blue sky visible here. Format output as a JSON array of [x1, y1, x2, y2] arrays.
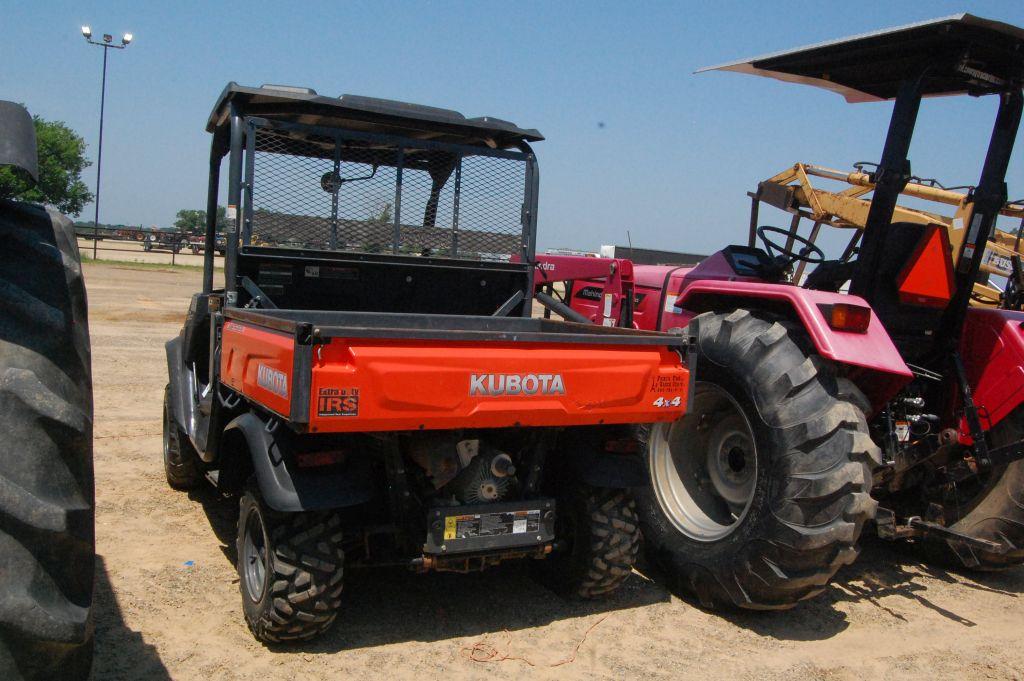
[[4, 1, 1023, 254]]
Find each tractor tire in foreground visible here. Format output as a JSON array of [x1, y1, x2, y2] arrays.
[[533, 486, 641, 598], [236, 488, 345, 644], [636, 309, 880, 609], [162, 384, 203, 490], [0, 201, 94, 680], [922, 407, 1024, 570]]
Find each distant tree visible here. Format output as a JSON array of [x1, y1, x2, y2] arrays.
[[174, 206, 228, 234], [0, 114, 93, 215], [371, 201, 393, 224], [174, 209, 205, 233]]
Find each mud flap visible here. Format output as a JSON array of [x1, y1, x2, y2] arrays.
[[165, 337, 192, 434], [223, 413, 375, 512]]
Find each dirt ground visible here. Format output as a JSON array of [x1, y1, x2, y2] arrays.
[[85, 260, 1024, 681]]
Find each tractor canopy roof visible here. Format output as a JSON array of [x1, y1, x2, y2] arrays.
[[700, 14, 1024, 103], [207, 82, 543, 149]]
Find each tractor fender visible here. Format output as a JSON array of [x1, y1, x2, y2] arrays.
[[222, 413, 375, 513], [960, 307, 1024, 433], [674, 281, 913, 408]]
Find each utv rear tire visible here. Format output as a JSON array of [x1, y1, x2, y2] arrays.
[[0, 201, 94, 680], [162, 384, 202, 490], [922, 407, 1024, 570], [534, 486, 640, 598], [237, 489, 345, 643], [637, 310, 880, 609]]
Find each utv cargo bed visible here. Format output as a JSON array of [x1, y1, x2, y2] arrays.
[[220, 308, 690, 432]]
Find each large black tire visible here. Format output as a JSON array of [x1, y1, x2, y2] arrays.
[[533, 486, 641, 598], [236, 488, 345, 643], [0, 200, 94, 679], [162, 384, 202, 490], [637, 309, 880, 610], [922, 407, 1024, 570]]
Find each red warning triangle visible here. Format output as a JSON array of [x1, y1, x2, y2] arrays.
[[896, 223, 956, 308]]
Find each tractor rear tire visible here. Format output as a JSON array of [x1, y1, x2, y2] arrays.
[[0, 200, 95, 680], [162, 384, 202, 490], [237, 488, 345, 644], [636, 309, 880, 609], [923, 407, 1024, 570], [533, 486, 641, 598]]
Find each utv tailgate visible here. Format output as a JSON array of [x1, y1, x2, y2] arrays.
[[220, 309, 690, 432]]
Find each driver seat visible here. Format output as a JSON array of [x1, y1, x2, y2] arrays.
[[804, 259, 856, 292]]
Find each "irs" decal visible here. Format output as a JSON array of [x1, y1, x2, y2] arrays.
[[317, 387, 359, 417]]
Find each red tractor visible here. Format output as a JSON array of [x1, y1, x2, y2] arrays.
[[539, 14, 1024, 610]]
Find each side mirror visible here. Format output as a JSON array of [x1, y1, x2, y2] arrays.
[[320, 165, 379, 193], [0, 101, 38, 185]]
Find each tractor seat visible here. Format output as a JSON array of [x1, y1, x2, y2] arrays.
[[804, 259, 856, 292], [863, 222, 951, 359]]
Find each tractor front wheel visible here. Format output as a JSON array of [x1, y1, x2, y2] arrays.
[[637, 309, 880, 609]]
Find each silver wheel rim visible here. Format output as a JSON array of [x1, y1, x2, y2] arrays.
[[648, 382, 758, 542], [242, 508, 269, 602]]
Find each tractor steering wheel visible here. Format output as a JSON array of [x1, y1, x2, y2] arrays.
[[756, 225, 826, 264]]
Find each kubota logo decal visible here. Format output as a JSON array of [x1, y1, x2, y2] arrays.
[[256, 364, 288, 399], [469, 373, 565, 397]]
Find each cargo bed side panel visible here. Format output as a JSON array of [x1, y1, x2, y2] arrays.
[[221, 321, 296, 418]]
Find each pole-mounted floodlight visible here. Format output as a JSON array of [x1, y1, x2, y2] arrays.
[[81, 25, 133, 258]]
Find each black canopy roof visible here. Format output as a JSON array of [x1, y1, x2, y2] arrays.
[[700, 14, 1024, 103], [207, 83, 543, 148]]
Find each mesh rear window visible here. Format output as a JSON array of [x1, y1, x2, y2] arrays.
[[245, 123, 530, 261]]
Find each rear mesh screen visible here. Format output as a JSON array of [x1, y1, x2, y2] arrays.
[[245, 121, 531, 261]]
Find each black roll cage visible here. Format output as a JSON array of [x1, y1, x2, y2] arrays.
[[199, 86, 542, 313]]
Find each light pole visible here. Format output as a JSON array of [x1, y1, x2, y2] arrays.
[[81, 26, 132, 258]]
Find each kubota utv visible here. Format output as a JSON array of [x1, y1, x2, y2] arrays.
[[163, 84, 691, 643], [540, 14, 1024, 610]]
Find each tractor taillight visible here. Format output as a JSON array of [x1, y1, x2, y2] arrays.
[[824, 303, 871, 333]]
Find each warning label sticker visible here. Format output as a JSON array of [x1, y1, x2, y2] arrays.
[[443, 509, 541, 541]]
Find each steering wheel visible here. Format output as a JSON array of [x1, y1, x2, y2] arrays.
[[756, 225, 826, 264]]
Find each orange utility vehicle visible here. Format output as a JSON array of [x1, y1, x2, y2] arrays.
[[164, 84, 690, 643]]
